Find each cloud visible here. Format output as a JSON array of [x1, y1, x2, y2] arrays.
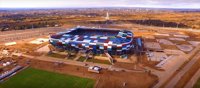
[[0, 0, 200, 8]]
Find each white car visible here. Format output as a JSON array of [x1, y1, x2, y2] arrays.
[[88, 66, 102, 73]]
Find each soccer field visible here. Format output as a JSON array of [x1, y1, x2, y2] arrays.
[[0, 68, 95, 88]]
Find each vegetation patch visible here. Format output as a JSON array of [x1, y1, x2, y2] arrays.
[[77, 56, 86, 62], [0, 68, 95, 88], [87, 59, 111, 65], [46, 53, 66, 59], [67, 56, 76, 60]]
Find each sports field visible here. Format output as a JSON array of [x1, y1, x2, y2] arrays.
[[0, 68, 95, 88]]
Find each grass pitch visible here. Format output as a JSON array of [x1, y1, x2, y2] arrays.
[[0, 68, 95, 88]]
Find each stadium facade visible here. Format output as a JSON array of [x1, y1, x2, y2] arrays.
[[49, 27, 141, 55]]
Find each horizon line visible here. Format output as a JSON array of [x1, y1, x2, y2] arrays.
[[0, 6, 200, 10]]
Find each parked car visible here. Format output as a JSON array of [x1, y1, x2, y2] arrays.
[[88, 66, 102, 73]]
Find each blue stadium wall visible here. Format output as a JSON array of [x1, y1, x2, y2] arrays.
[[49, 27, 135, 55]]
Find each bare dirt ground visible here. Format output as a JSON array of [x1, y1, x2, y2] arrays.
[[96, 70, 157, 88], [113, 62, 145, 71], [18, 57, 158, 88], [0, 27, 65, 43]]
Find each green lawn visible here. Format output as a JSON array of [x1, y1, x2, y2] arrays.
[[87, 59, 111, 65], [0, 68, 95, 88], [77, 56, 86, 62], [47, 53, 66, 59], [194, 78, 200, 88], [68, 56, 76, 60]]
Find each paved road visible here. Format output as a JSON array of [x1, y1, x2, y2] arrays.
[[135, 23, 200, 33], [165, 51, 200, 88], [184, 68, 200, 88], [151, 55, 187, 88], [153, 45, 200, 88]]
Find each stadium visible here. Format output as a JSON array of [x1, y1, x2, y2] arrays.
[[49, 27, 142, 56]]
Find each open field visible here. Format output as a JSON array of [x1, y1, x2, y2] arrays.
[[0, 27, 66, 43], [0, 68, 95, 88], [2, 8, 200, 30], [28, 58, 158, 88]]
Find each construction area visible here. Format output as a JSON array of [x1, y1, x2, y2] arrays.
[[0, 25, 155, 88], [0, 24, 200, 88]]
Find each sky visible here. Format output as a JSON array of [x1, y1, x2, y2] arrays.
[[0, 0, 200, 9]]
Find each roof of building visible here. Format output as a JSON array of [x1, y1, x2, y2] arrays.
[[50, 27, 133, 47], [50, 27, 133, 50]]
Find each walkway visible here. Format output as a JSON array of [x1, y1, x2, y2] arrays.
[[18, 54, 146, 73], [153, 45, 200, 88], [165, 51, 200, 88], [184, 68, 200, 88]]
